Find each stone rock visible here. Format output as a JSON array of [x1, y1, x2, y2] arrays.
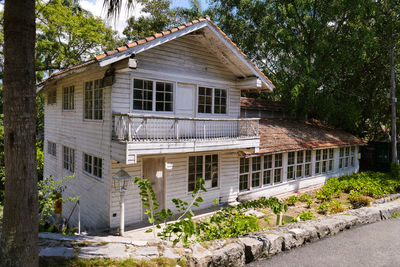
[[348, 207, 381, 224], [286, 228, 306, 246], [135, 246, 159, 257], [244, 209, 265, 219], [39, 232, 83, 241], [162, 247, 181, 261], [332, 215, 359, 229], [131, 240, 148, 247], [79, 243, 130, 259], [260, 233, 283, 255], [272, 230, 297, 251], [39, 247, 74, 258], [239, 237, 263, 263], [189, 243, 213, 267], [211, 242, 245, 267]]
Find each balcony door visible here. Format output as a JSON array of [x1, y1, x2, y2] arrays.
[[175, 83, 195, 138], [142, 157, 165, 214]]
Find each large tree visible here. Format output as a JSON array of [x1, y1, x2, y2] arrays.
[[1, 0, 38, 266], [210, 0, 399, 139]]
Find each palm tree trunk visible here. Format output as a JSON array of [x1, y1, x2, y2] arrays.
[[1, 0, 38, 265]]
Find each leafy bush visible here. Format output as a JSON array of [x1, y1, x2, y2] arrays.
[[286, 196, 298, 206], [330, 200, 345, 214], [348, 190, 372, 208], [306, 199, 313, 209], [317, 203, 330, 214], [391, 162, 400, 180], [299, 193, 311, 202], [315, 188, 333, 202], [297, 211, 316, 221]]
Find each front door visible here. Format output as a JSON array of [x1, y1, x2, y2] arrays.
[[142, 157, 165, 215]]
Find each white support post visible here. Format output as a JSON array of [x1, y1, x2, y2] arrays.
[[120, 192, 125, 236], [78, 200, 81, 235]]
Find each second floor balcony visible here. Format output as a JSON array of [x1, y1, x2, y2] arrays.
[[111, 113, 260, 163]]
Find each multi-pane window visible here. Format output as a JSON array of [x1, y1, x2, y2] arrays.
[[296, 151, 304, 178], [198, 87, 227, 114], [83, 153, 102, 179], [339, 146, 355, 169], [315, 148, 334, 174], [48, 141, 56, 157], [198, 87, 212, 113], [251, 157, 261, 188], [62, 86, 74, 110], [63, 146, 75, 173], [188, 154, 218, 191], [214, 89, 227, 114], [287, 152, 295, 180], [85, 79, 103, 120], [47, 90, 56, 105], [304, 150, 312, 177], [274, 154, 283, 183], [155, 82, 173, 111], [263, 155, 272, 185], [239, 158, 250, 191]]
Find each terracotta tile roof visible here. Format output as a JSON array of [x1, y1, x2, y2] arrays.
[[240, 97, 286, 112], [38, 17, 274, 90], [255, 118, 365, 154]]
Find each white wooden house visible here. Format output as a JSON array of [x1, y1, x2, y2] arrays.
[[39, 18, 364, 231]]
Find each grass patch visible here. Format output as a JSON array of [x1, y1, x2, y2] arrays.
[[66, 257, 182, 267], [392, 213, 400, 218]]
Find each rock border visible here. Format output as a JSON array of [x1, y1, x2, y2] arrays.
[[39, 197, 400, 266]]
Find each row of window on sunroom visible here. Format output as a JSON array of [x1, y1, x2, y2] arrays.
[[133, 78, 227, 114], [239, 147, 356, 192], [47, 79, 104, 121], [47, 141, 103, 179]]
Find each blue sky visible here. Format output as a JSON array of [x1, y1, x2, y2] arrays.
[[170, 0, 209, 10]]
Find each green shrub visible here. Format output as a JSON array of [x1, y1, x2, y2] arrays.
[[306, 199, 313, 209], [286, 196, 298, 206], [330, 200, 345, 214], [391, 162, 400, 180], [317, 203, 330, 215], [299, 193, 311, 202], [316, 189, 333, 202], [297, 211, 316, 221], [348, 190, 372, 208]]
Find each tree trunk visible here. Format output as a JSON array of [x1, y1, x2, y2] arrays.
[[391, 44, 397, 163], [0, 0, 38, 266]]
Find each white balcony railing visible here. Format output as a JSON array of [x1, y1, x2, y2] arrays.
[[112, 113, 259, 142]]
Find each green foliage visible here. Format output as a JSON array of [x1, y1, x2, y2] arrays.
[[330, 200, 345, 214], [285, 196, 298, 206], [210, 0, 400, 139], [66, 256, 183, 267], [392, 213, 400, 219], [348, 190, 372, 209], [38, 175, 79, 231], [306, 199, 313, 209], [391, 162, 400, 179], [294, 211, 316, 222], [317, 203, 330, 215], [299, 193, 311, 202]]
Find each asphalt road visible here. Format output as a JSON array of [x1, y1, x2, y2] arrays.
[[247, 218, 400, 267]]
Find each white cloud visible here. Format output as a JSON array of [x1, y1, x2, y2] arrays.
[[80, 0, 145, 36]]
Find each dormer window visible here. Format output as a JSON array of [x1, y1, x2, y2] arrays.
[[133, 78, 173, 112]]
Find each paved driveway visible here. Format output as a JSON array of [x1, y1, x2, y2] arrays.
[[247, 218, 400, 267]]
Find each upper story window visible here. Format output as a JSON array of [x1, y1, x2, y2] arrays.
[[47, 141, 56, 157], [198, 87, 227, 114], [85, 79, 103, 120], [62, 86, 74, 110], [83, 153, 102, 179], [133, 79, 173, 112], [188, 154, 218, 191], [63, 146, 75, 173], [47, 90, 56, 105], [339, 146, 355, 169]]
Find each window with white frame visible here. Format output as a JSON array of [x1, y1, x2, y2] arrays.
[[239, 158, 250, 191], [304, 150, 312, 177], [83, 153, 102, 179], [63, 146, 75, 173], [315, 148, 334, 174], [84, 79, 103, 120], [339, 146, 355, 169], [198, 87, 227, 114], [274, 153, 283, 183], [47, 90, 56, 105], [287, 152, 295, 180], [188, 154, 218, 191], [62, 86, 74, 110], [133, 79, 173, 112], [48, 141, 56, 157], [239, 153, 284, 192]]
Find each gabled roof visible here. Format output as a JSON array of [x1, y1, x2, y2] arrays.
[[38, 17, 274, 92], [240, 97, 286, 112], [254, 118, 365, 154]]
